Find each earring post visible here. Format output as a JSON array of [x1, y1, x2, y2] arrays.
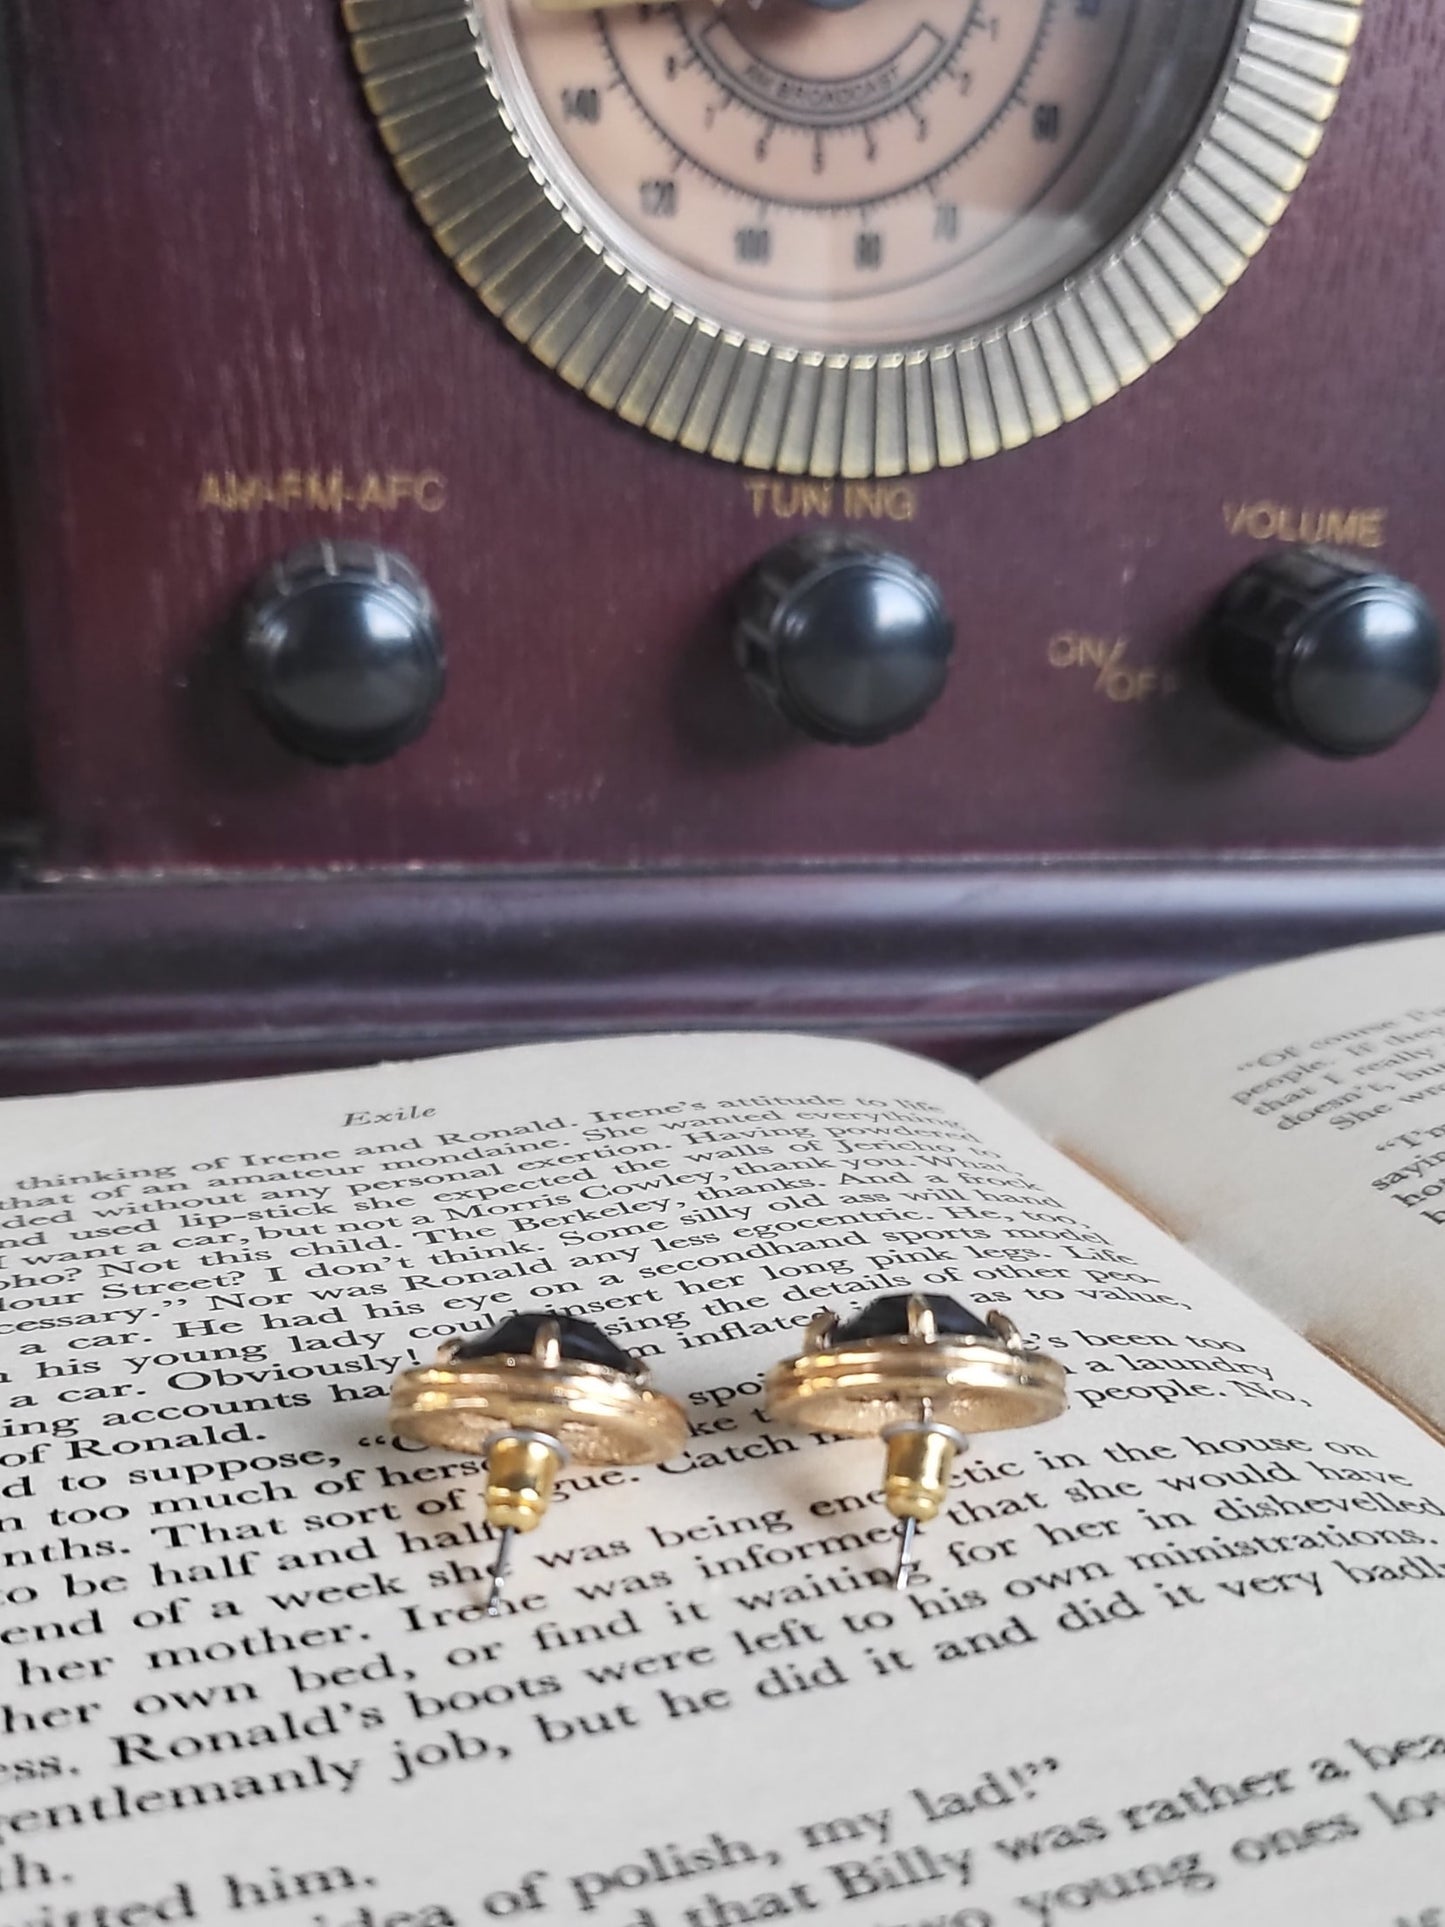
[[892, 1515, 919, 1592], [485, 1526, 515, 1616]]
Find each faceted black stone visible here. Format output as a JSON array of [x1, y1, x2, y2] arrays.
[[451, 1312, 638, 1376], [829, 1293, 994, 1348]]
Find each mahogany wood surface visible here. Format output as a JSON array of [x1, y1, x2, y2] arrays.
[[0, 860, 1440, 1096]]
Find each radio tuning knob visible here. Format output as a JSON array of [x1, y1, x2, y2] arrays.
[[733, 531, 953, 746], [1208, 545, 1441, 758], [240, 541, 445, 765]]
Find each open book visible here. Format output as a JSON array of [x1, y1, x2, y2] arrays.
[[2, 934, 1442, 1925]]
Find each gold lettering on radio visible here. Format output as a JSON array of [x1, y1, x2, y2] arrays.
[[744, 479, 918, 522], [1223, 501, 1387, 548], [1047, 631, 1180, 704], [196, 470, 448, 514]]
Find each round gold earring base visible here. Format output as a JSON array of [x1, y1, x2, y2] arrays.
[[390, 1354, 689, 1465], [765, 1332, 1067, 1439]]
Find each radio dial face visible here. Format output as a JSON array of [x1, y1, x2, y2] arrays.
[[489, 0, 1230, 349], [346, 0, 1363, 473]]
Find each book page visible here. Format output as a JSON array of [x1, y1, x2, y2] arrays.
[[988, 932, 1445, 1428], [0, 1031, 1441, 1925]]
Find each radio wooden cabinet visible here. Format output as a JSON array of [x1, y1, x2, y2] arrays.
[[0, 0, 1442, 1089]]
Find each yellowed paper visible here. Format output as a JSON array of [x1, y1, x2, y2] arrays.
[[0, 1032, 1441, 1921], [990, 931, 1445, 1427]]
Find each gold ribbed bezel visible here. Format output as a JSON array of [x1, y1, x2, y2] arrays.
[[343, 0, 1362, 477], [390, 1350, 690, 1463], [764, 1330, 1069, 1438]]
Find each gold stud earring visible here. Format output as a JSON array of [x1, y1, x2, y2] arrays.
[[765, 1292, 1067, 1592], [390, 1312, 688, 1614]]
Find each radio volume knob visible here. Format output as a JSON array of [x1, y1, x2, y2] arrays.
[[734, 532, 953, 746], [1209, 546, 1441, 757], [240, 541, 445, 764]]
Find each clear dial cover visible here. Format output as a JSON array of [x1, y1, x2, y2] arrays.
[[482, 0, 1242, 351]]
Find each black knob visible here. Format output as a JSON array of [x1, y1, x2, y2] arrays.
[[240, 541, 445, 764], [734, 531, 953, 745], [1209, 546, 1441, 758]]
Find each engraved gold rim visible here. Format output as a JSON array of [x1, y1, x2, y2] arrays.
[[390, 1356, 690, 1463], [764, 1334, 1069, 1437], [343, 0, 1362, 476]]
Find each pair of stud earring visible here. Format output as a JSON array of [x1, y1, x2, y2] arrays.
[[389, 1292, 1067, 1613]]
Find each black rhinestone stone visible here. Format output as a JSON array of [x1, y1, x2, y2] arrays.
[[451, 1313, 638, 1377], [830, 1293, 995, 1348]]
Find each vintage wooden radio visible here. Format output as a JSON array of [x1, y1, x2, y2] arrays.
[[0, 0, 1441, 1088]]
